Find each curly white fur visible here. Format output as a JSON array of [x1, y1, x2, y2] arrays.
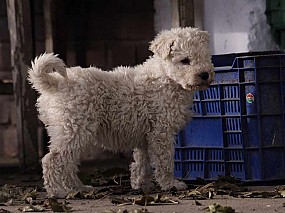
[[28, 27, 214, 198]]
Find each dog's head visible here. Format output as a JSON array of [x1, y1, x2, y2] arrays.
[[149, 27, 214, 90]]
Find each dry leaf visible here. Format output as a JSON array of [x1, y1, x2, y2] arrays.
[[0, 193, 9, 204], [22, 189, 38, 201], [101, 210, 116, 213], [5, 199, 13, 206], [48, 198, 72, 212], [26, 197, 33, 204], [18, 205, 45, 212], [133, 195, 155, 206], [119, 209, 150, 213], [102, 209, 150, 213], [278, 190, 285, 198], [133, 194, 178, 206], [0, 208, 12, 213], [195, 200, 202, 206], [155, 194, 179, 204], [197, 182, 215, 194], [111, 194, 178, 207], [110, 197, 132, 206], [275, 186, 285, 191], [206, 203, 235, 213], [66, 191, 84, 199], [179, 189, 207, 200], [233, 191, 280, 198], [66, 189, 112, 200]]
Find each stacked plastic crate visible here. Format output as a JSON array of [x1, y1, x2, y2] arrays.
[[175, 52, 285, 181]]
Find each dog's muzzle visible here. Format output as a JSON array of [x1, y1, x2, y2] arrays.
[[183, 70, 214, 90], [199, 72, 210, 81]]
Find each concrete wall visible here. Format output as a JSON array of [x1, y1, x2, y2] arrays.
[[203, 0, 279, 54], [153, 0, 278, 55], [153, 0, 203, 33], [153, 0, 172, 33]]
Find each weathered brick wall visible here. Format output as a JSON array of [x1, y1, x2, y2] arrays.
[[65, 0, 155, 69]]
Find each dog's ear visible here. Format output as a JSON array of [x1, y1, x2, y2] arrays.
[[149, 32, 174, 59]]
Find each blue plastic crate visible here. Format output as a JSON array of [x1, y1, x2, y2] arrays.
[[174, 53, 285, 181]]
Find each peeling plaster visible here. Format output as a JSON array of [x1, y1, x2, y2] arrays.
[[204, 0, 278, 54]]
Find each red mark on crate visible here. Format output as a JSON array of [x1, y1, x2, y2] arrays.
[[246, 93, 254, 103]]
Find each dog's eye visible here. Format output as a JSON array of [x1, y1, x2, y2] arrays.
[[180, 58, 190, 65]]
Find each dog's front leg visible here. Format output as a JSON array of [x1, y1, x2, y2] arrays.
[[146, 130, 187, 191], [130, 146, 154, 193]]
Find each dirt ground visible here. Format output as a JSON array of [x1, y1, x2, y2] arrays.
[[1, 195, 285, 213], [1, 162, 285, 213], [0, 177, 285, 213]]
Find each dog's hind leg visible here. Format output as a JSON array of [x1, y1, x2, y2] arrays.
[[42, 128, 94, 198], [42, 151, 71, 198], [130, 146, 154, 193], [146, 130, 187, 191]]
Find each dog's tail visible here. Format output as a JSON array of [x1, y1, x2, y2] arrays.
[[28, 53, 67, 93]]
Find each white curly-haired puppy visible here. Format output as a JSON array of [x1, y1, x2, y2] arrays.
[[28, 27, 214, 198]]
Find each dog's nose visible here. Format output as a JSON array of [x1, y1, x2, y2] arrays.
[[199, 72, 209, 81]]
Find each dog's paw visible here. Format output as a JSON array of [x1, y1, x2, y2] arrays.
[[173, 179, 187, 191]]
